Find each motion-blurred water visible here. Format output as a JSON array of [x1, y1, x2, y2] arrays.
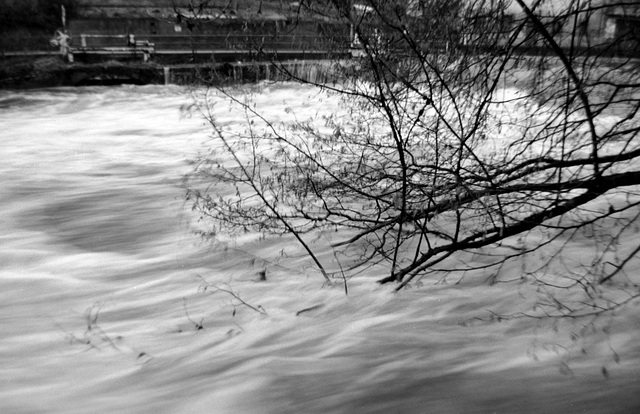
[[0, 85, 638, 414]]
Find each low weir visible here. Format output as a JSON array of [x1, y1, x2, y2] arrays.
[[64, 59, 341, 87]]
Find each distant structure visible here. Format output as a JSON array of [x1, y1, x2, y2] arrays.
[[406, 0, 639, 54], [64, 1, 640, 62], [66, 1, 351, 63], [74, 0, 297, 19]]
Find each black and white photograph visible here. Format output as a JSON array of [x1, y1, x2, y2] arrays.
[[1, 1, 639, 413]]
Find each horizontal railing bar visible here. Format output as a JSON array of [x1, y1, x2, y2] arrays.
[[76, 34, 348, 39]]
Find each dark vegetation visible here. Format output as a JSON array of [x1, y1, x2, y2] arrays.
[[0, 0, 78, 32], [0, 0, 78, 52]]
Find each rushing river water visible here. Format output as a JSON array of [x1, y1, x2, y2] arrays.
[[1, 85, 639, 414]]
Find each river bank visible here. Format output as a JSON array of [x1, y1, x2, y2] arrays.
[[0, 56, 157, 88], [0, 55, 340, 88]]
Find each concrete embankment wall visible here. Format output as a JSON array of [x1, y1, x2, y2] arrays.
[[0, 57, 341, 88]]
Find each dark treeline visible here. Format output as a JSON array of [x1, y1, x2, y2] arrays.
[[0, 0, 78, 33]]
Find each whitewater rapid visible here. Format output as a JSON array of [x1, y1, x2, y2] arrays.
[[0, 84, 638, 414]]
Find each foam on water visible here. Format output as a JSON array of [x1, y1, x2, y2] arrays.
[[1, 84, 639, 414]]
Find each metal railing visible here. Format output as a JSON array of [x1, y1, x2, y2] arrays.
[[75, 34, 154, 48], [70, 33, 351, 52]]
